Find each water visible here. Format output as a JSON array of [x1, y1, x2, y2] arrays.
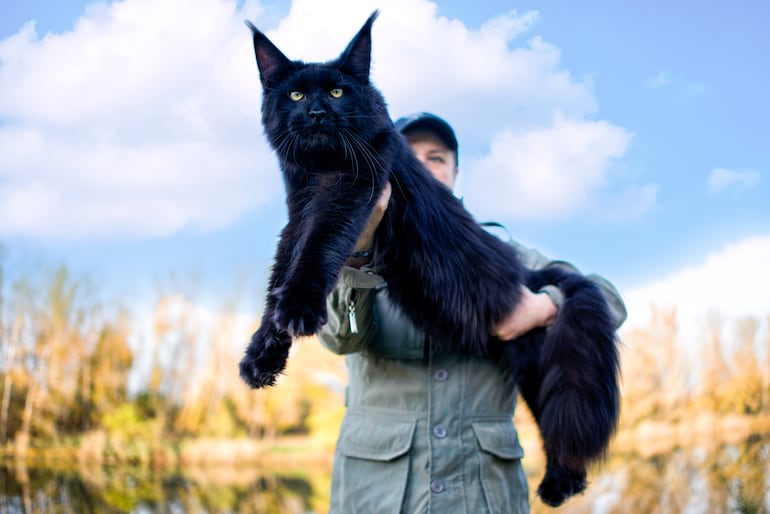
[[0, 464, 328, 514], [2, 432, 769, 513], [529, 431, 770, 514]]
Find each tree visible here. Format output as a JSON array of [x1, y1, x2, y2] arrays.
[[762, 315, 770, 413], [696, 312, 731, 412], [620, 307, 690, 426], [83, 321, 133, 428], [722, 317, 763, 414]]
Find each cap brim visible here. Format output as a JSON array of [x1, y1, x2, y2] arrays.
[[394, 113, 458, 154]]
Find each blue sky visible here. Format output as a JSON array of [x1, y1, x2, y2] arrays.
[[1, 0, 768, 339]]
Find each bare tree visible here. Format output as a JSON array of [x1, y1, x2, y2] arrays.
[[620, 307, 691, 426], [723, 317, 763, 414], [697, 312, 731, 412]]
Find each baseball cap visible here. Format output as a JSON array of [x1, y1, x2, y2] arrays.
[[394, 112, 459, 159]]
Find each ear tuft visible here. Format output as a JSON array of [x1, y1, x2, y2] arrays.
[[337, 10, 379, 82], [245, 20, 293, 87]]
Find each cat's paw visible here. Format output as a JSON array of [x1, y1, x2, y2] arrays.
[[272, 287, 328, 337], [537, 465, 587, 507], [239, 324, 292, 389]]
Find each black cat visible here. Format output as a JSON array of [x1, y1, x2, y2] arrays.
[[239, 11, 620, 507]]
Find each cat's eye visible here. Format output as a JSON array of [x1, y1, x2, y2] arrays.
[[289, 91, 304, 101], [330, 88, 344, 99]]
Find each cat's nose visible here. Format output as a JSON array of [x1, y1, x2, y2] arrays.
[[308, 109, 327, 122]]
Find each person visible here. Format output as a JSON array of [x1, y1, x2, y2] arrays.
[[318, 112, 627, 513]]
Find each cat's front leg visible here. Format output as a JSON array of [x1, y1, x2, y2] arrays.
[[271, 281, 329, 337], [240, 225, 297, 388], [239, 315, 292, 389], [272, 202, 367, 337]]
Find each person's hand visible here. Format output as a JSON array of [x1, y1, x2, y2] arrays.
[[346, 182, 392, 268], [492, 285, 558, 340]]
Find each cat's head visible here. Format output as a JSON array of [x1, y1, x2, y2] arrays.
[[246, 11, 389, 166]]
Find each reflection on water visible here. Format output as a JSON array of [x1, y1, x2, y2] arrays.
[[0, 464, 328, 514], [529, 430, 770, 514], [1, 432, 768, 514]]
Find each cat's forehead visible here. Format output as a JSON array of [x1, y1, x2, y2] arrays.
[[286, 63, 350, 88]]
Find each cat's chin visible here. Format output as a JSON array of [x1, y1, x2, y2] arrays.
[[303, 137, 342, 155]]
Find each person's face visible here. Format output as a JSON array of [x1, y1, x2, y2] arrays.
[[404, 130, 458, 189]]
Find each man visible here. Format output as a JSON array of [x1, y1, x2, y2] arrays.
[[319, 113, 626, 513]]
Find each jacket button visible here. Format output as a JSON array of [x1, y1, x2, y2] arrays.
[[432, 424, 447, 439], [433, 369, 449, 381], [430, 479, 445, 493]]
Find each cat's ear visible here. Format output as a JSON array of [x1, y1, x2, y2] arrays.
[[245, 20, 293, 87], [336, 10, 379, 83]]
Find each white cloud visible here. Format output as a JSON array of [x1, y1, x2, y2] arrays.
[[267, 1, 599, 136], [595, 183, 659, 221], [644, 70, 673, 90], [622, 234, 770, 350], [461, 115, 632, 220], [708, 167, 761, 193], [0, 0, 275, 239], [644, 69, 706, 96], [0, 0, 635, 240]]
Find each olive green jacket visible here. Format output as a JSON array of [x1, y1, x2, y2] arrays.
[[318, 242, 626, 514]]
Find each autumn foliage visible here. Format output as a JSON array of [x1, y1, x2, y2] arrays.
[[1, 265, 769, 464]]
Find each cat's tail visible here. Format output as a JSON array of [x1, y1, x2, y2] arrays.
[[521, 266, 620, 505], [538, 266, 620, 465]]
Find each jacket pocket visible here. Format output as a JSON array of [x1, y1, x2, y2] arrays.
[[330, 413, 416, 514], [472, 421, 530, 514]]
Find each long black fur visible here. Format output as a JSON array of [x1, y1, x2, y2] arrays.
[[239, 12, 620, 507]]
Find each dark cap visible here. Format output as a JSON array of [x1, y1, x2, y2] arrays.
[[394, 112, 458, 157]]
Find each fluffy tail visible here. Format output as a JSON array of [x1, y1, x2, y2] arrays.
[[538, 266, 620, 467], [510, 266, 620, 506]]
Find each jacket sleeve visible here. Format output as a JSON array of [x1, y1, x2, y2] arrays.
[[317, 265, 385, 355], [512, 241, 628, 329]]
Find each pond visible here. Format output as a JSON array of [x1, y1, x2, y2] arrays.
[[0, 462, 330, 514], [1, 431, 769, 513]]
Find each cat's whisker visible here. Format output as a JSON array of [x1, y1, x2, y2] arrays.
[[275, 138, 291, 161], [339, 132, 357, 169], [273, 129, 296, 162], [343, 129, 385, 203], [348, 129, 383, 167], [278, 129, 302, 162], [338, 132, 361, 183], [341, 130, 366, 171], [390, 172, 406, 200], [341, 113, 379, 120], [343, 130, 372, 167], [339, 133, 350, 161], [292, 139, 301, 166]]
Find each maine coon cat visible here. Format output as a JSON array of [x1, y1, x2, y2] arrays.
[[239, 12, 620, 507]]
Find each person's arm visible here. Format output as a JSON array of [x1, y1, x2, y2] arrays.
[[317, 183, 392, 354], [493, 242, 627, 340]]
